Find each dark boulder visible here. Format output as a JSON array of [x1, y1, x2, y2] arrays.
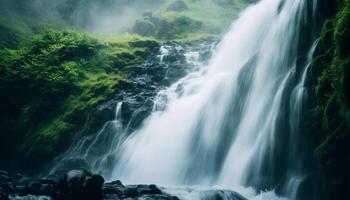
[[103, 180, 124, 199], [201, 190, 247, 200], [129, 194, 179, 200], [58, 169, 104, 200], [103, 180, 163, 199], [103, 180, 179, 200], [167, 0, 188, 12], [123, 184, 162, 198]]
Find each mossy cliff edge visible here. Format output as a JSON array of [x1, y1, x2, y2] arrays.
[[0, 30, 159, 171], [309, 0, 350, 198]]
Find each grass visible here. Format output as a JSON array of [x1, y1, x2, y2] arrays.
[[0, 29, 158, 169]]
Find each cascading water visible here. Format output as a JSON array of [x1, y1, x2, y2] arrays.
[[50, 40, 217, 176], [53, 0, 321, 199], [108, 0, 319, 199]]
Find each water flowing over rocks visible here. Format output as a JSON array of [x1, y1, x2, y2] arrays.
[[49, 39, 218, 178], [0, 169, 249, 200]]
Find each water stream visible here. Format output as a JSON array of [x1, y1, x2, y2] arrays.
[[53, 0, 320, 199]]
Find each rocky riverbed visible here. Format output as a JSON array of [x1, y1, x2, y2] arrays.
[[0, 169, 247, 200], [0, 169, 179, 200]]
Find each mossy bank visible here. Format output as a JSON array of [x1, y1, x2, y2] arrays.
[[0, 30, 159, 171]]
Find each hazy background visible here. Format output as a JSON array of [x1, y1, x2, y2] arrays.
[[0, 0, 165, 34]]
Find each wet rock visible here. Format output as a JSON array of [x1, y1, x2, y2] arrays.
[[0, 171, 11, 182], [20, 178, 58, 199], [103, 180, 178, 200], [0, 188, 8, 200], [58, 169, 104, 200], [128, 194, 179, 200], [9, 195, 52, 200], [0, 171, 16, 195], [0, 170, 184, 200], [167, 0, 188, 12], [103, 180, 124, 199], [123, 185, 162, 198], [201, 190, 247, 200], [123, 100, 154, 133], [44, 40, 217, 179]]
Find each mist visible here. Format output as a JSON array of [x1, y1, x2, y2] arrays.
[[0, 0, 165, 34]]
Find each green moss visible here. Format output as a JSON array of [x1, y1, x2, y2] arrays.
[[310, 0, 350, 195], [99, 34, 159, 68], [0, 29, 158, 169]]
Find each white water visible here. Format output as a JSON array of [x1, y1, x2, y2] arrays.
[[61, 0, 319, 199]]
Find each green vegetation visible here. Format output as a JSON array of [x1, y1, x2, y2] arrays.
[[0, 0, 248, 172], [309, 0, 350, 195], [132, 0, 249, 40], [0, 30, 158, 169]]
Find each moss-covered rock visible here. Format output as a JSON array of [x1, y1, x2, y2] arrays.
[[309, 0, 350, 197], [0, 30, 159, 171]]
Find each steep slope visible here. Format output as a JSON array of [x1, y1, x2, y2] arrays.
[[309, 0, 350, 198], [0, 30, 159, 171]]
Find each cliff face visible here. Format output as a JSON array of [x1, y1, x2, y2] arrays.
[[309, 0, 350, 198]]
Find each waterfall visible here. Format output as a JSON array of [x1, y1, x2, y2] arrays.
[[52, 0, 320, 199], [108, 0, 318, 199]]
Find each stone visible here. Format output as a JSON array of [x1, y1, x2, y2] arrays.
[[20, 178, 58, 199], [103, 180, 124, 198], [201, 190, 247, 200], [58, 169, 104, 200]]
